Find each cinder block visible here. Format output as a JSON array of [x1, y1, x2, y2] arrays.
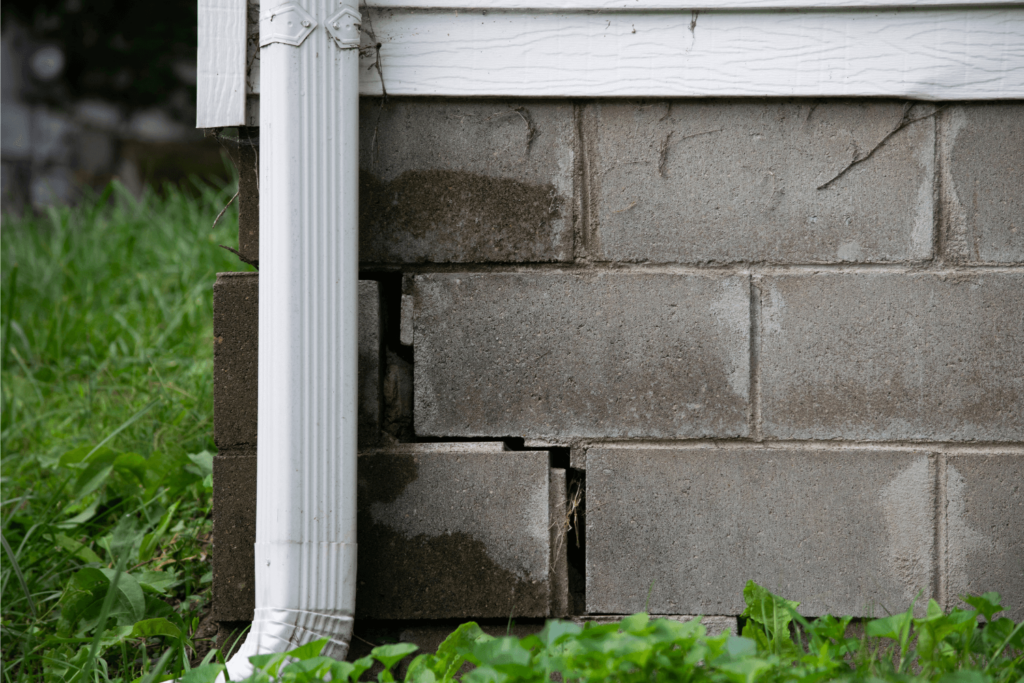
[[585, 101, 934, 264], [760, 273, 1024, 442], [586, 447, 936, 617], [941, 104, 1024, 264], [359, 99, 574, 264], [213, 443, 567, 623], [945, 454, 1024, 622], [214, 273, 258, 450], [213, 275, 383, 449], [212, 453, 257, 622], [414, 273, 750, 439], [357, 443, 558, 619]]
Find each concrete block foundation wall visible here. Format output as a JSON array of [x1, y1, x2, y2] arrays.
[[212, 99, 1024, 653]]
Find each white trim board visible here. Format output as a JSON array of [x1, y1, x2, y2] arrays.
[[197, 0, 247, 127], [353, 8, 1024, 99], [361, 0, 1022, 8], [202, 3, 1024, 127]]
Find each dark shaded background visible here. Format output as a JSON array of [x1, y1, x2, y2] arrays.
[[1, 0, 231, 211]]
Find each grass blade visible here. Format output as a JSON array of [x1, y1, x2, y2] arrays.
[[1, 531, 37, 618]]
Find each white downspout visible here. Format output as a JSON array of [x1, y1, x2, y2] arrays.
[[224, 1, 361, 678]]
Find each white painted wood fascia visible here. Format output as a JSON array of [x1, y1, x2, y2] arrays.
[[353, 7, 1024, 99], [362, 0, 1022, 8], [197, 0, 247, 127]]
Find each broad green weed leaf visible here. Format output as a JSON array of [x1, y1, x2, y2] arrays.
[[741, 581, 799, 648], [185, 451, 214, 478], [113, 452, 149, 484], [372, 642, 419, 671], [404, 658, 438, 683], [249, 651, 289, 676], [938, 671, 992, 683], [285, 637, 329, 661], [725, 636, 758, 659], [129, 617, 181, 640], [964, 593, 1004, 623], [717, 658, 772, 683], [537, 619, 582, 647], [99, 568, 146, 623], [136, 569, 179, 594], [619, 613, 650, 634], [53, 533, 104, 563], [328, 659, 356, 682], [349, 655, 376, 682], [179, 664, 226, 683]]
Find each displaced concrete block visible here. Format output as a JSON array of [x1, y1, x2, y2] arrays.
[[213, 275, 384, 448], [586, 447, 936, 617], [359, 99, 574, 264], [585, 101, 934, 264], [214, 273, 258, 450], [213, 443, 567, 623], [945, 454, 1024, 622], [212, 453, 257, 622], [760, 273, 1024, 442], [941, 104, 1024, 264], [415, 273, 750, 439], [357, 443, 559, 619]]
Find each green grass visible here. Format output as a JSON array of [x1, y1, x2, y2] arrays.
[[1, 179, 253, 682]]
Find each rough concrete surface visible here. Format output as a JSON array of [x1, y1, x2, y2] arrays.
[[213, 275, 384, 448], [227, 129, 260, 267], [586, 447, 936, 616], [760, 273, 1024, 442], [359, 280, 383, 447], [945, 454, 1024, 622], [357, 444, 556, 619], [941, 104, 1024, 264], [415, 272, 750, 439], [214, 273, 258, 450], [586, 101, 934, 264], [359, 99, 574, 263], [212, 453, 257, 621]]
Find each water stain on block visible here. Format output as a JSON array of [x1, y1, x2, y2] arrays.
[[356, 449, 552, 619], [360, 170, 565, 263]]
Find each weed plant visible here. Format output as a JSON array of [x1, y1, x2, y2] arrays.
[[1, 180, 252, 681], [182, 582, 1023, 683]]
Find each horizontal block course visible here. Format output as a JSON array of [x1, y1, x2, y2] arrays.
[[359, 99, 574, 264], [945, 454, 1024, 622], [760, 273, 1024, 441], [414, 272, 750, 439], [213, 275, 383, 449], [942, 104, 1024, 264], [586, 447, 936, 616], [587, 100, 934, 264]]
